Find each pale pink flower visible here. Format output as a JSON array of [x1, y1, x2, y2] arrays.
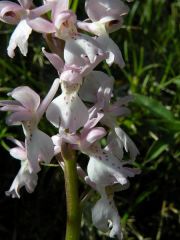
[[0, 0, 52, 57], [5, 138, 38, 198], [87, 86, 139, 161], [77, 0, 129, 68], [0, 79, 59, 172], [43, 48, 106, 132], [92, 194, 123, 240]]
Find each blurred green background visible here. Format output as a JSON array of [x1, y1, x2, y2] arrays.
[[0, 0, 180, 239]]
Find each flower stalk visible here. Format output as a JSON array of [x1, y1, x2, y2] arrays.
[[61, 142, 81, 240]]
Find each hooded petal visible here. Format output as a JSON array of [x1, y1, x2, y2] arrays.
[[85, 0, 129, 22], [92, 195, 123, 239], [96, 34, 125, 68], [54, 10, 76, 31], [51, 0, 69, 22], [9, 86, 40, 111], [26, 129, 54, 173], [46, 93, 89, 132], [7, 19, 32, 58], [0, 1, 23, 24], [5, 160, 38, 198], [79, 71, 114, 103], [77, 20, 106, 36]]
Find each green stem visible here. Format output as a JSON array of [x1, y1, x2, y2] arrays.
[[61, 143, 81, 240]]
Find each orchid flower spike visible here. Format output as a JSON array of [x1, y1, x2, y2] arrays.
[[5, 138, 38, 198], [0, 0, 53, 57], [0, 79, 60, 172]]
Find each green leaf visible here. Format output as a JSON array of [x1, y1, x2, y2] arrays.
[[158, 76, 180, 88], [70, 0, 79, 12], [147, 119, 180, 133], [145, 140, 168, 161], [134, 93, 174, 121], [161, 120, 180, 132]]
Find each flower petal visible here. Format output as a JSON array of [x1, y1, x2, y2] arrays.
[[26, 129, 54, 173], [64, 34, 104, 67], [114, 127, 139, 161], [42, 48, 64, 73], [0, 1, 23, 24], [27, 17, 55, 33], [7, 19, 32, 58], [92, 195, 122, 239], [18, 0, 33, 9], [79, 71, 114, 103], [51, 0, 69, 22], [0, 104, 25, 112], [106, 132, 124, 160], [85, 0, 129, 22], [7, 137, 25, 149], [83, 112, 104, 131], [9, 147, 27, 161], [77, 20, 106, 36], [46, 93, 89, 132], [5, 160, 38, 198], [85, 127, 106, 146], [9, 86, 40, 111], [6, 110, 32, 126], [30, 3, 54, 17], [87, 145, 129, 188], [36, 78, 60, 121], [96, 34, 125, 68]]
